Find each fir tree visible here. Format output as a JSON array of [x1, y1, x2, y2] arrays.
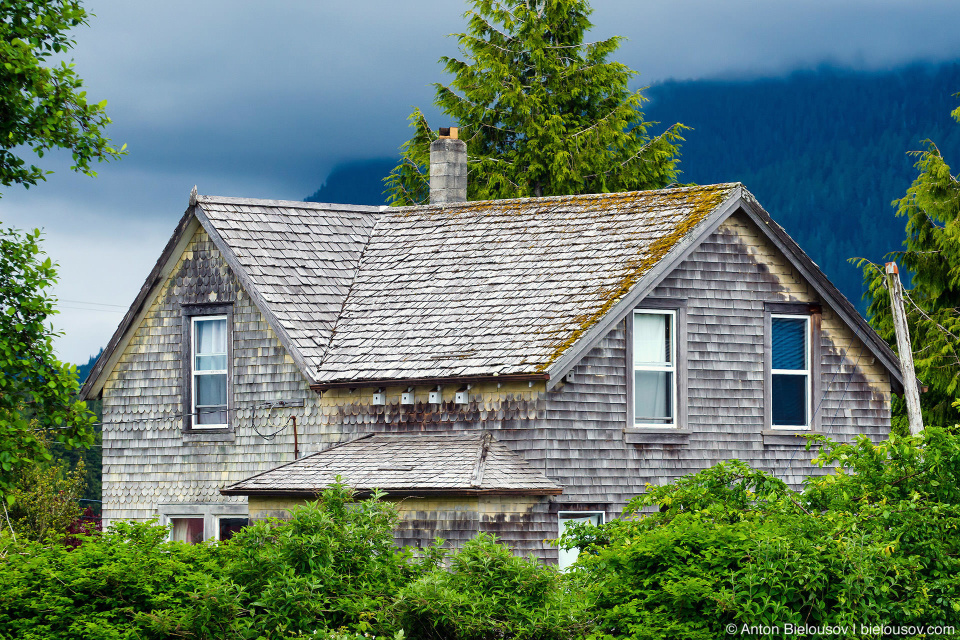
[[860, 96, 960, 428], [385, 0, 686, 205]]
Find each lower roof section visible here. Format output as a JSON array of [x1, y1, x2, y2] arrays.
[[220, 432, 563, 498]]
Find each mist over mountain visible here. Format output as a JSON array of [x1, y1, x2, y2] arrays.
[[304, 61, 960, 310], [304, 159, 396, 206]]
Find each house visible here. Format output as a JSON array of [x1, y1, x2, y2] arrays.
[[81, 134, 903, 564]]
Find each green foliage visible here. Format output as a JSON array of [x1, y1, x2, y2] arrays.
[[859, 94, 960, 427], [0, 520, 228, 640], [396, 532, 589, 640], [0, 226, 96, 503], [0, 0, 124, 193], [5, 454, 84, 541], [385, 0, 685, 205], [564, 433, 960, 639], [218, 482, 442, 637]]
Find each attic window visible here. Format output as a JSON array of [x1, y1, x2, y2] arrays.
[[192, 316, 228, 427], [771, 315, 811, 428]]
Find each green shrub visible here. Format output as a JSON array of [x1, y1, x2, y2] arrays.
[[219, 482, 442, 638], [564, 429, 960, 639], [396, 532, 590, 640], [0, 520, 228, 640]]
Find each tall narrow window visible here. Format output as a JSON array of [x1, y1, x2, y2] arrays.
[[192, 316, 228, 427], [633, 310, 676, 426], [771, 315, 810, 428]]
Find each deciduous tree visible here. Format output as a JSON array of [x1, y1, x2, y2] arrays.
[[0, 226, 95, 503], [0, 0, 124, 194], [385, 0, 685, 205]]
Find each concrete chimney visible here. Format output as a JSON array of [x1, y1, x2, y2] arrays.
[[429, 127, 467, 204]]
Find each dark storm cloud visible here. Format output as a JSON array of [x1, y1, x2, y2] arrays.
[[2, 0, 959, 362]]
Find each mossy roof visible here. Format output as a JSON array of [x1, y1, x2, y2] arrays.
[[314, 183, 738, 383]]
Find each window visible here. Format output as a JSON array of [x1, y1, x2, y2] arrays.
[[160, 504, 248, 543], [218, 517, 249, 541], [192, 316, 228, 427], [770, 314, 811, 429], [557, 512, 604, 570], [633, 310, 677, 426], [170, 517, 205, 544]]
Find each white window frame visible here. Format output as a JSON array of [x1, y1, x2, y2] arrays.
[[191, 315, 228, 429], [632, 309, 677, 427], [770, 314, 812, 430], [557, 511, 605, 570]]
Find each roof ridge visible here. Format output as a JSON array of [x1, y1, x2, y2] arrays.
[[390, 182, 742, 214], [196, 194, 382, 213]]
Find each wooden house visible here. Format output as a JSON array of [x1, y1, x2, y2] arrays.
[[81, 139, 902, 564]]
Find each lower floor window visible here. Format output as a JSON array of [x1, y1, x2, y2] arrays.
[[170, 517, 204, 544], [165, 510, 249, 544], [218, 517, 249, 541], [557, 512, 604, 570]]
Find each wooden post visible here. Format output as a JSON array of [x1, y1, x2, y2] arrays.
[[292, 415, 299, 460], [885, 262, 924, 435]]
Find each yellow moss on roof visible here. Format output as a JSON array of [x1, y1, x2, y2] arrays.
[[536, 184, 736, 371]]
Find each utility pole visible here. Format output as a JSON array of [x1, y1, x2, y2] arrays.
[[885, 262, 924, 435]]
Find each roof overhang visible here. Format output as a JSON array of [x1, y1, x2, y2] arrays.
[[81, 208, 200, 399], [310, 372, 549, 393], [220, 487, 563, 498]]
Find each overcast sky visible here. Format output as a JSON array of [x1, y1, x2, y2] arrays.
[[3, 0, 960, 364]]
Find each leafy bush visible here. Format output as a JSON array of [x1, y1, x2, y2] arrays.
[[5, 457, 86, 542], [564, 429, 960, 639], [218, 482, 442, 638], [396, 532, 590, 640], [0, 520, 227, 639]]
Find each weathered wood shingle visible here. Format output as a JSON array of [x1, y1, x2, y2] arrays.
[[316, 185, 739, 383]]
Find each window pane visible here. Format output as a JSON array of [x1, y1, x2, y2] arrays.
[[219, 517, 249, 541], [196, 374, 227, 406], [196, 373, 227, 425], [195, 354, 227, 371], [772, 317, 806, 370], [634, 313, 671, 365], [195, 318, 226, 355], [635, 370, 673, 423], [171, 517, 204, 544], [772, 373, 808, 426]]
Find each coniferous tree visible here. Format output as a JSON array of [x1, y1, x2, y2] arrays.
[[385, 0, 686, 205], [860, 96, 960, 428]]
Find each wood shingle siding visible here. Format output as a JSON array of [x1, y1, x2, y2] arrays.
[[90, 184, 896, 561]]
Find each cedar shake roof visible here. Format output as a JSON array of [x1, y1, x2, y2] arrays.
[[81, 182, 904, 398], [195, 197, 379, 369], [220, 432, 563, 497], [315, 184, 738, 383]]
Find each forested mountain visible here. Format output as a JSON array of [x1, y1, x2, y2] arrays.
[[644, 62, 960, 307], [305, 159, 396, 206], [305, 61, 960, 309]]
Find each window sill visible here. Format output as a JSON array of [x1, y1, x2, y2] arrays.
[[624, 428, 690, 445], [762, 429, 821, 446], [183, 430, 235, 443]]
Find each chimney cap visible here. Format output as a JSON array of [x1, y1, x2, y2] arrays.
[[438, 127, 459, 140]]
